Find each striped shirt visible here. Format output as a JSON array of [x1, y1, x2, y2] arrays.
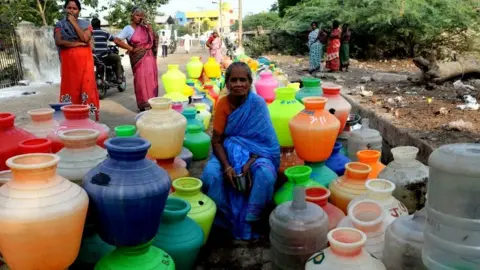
[[92, 29, 114, 58]]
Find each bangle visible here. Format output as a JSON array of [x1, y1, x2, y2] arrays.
[[224, 166, 233, 173]]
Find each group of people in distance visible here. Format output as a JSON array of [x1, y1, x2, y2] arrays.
[[309, 20, 351, 74]]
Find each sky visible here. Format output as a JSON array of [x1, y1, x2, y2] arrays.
[[160, 0, 277, 17]]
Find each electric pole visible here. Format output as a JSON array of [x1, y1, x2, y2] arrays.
[[219, 0, 223, 34], [237, 0, 243, 52]]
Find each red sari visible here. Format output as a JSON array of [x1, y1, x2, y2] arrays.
[[128, 25, 158, 110], [326, 28, 342, 72], [56, 25, 99, 121]]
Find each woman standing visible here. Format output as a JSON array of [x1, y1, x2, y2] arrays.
[[201, 62, 280, 240], [326, 20, 342, 72], [115, 7, 159, 111], [55, 0, 99, 120], [207, 30, 223, 63], [308, 22, 322, 74], [340, 23, 351, 72]]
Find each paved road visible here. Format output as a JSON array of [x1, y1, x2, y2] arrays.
[[1, 47, 210, 129]]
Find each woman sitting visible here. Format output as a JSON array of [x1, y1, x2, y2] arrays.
[[201, 62, 280, 240]]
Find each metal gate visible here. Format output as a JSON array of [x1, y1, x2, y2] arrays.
[[0, 25, 23, 89]]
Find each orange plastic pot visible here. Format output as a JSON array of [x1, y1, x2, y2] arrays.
[[156, 157, 189, 181], [289, 97, 340, 163], [329, 162, 372, 213], [356, 150, 385, 179]]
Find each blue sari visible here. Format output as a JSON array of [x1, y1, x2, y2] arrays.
[[201, 92, 280, 240]]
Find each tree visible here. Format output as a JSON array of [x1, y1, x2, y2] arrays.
[[200, 20, 210, 33], [281, 0, 479, 57], [278, 0, 302, 17], [0, 0, 62, 27], [230, 20, 239, 31], [270, 3, 279, 12], [231, 12, 280, 32], [176, 23, 193, 36], [104, 0, 169, 31]]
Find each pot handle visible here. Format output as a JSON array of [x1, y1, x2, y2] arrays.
[[91, 172, 111, 186]]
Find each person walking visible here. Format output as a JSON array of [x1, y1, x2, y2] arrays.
[[207, 30, 223, 63], [326, 20, 342, 72], [115, 6, 159, 111], [54, 0, 99, 120], [200, 35, 206, 50], [160, 31, 169, 58], [340, 24, 351, 72], [308, 21, 321, 74]]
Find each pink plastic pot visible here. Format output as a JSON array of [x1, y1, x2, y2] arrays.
[[255, 71, 278, 103]]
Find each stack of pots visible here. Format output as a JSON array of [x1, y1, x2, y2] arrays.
[[268, 87, 305, 184], [47, 105, 110, 153], [136, 98, 189, 181], [289, 97, 340, 188], [83, 137, 174, 269]]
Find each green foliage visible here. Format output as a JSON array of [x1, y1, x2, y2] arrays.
[[245, 35, 272, 58], [280, 0, 480, 58], [201, 20, 210, 32], [176, 23, 194, 36], [231, 12, 280, 32], [104, 0, 168, 31], [278, 0, 302, 17], [270, 3, 279, 12], [0, 0, 62, 26], [230, 20, 239, 31]]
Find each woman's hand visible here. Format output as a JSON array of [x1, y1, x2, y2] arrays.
[[66, 13, 77, 25], [224, 166, 236, 188], [74, 41, 88, 47], [127, 47, 145, 54], [242, 157, 256, 192]]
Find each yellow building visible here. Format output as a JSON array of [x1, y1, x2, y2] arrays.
[[184, 3, 237, 34]]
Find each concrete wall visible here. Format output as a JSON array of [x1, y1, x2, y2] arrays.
[[15, 21, 60, 83]]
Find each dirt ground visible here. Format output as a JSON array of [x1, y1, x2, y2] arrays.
[[267, 55, 480, 147]]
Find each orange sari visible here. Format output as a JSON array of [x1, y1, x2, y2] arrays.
[[56, 26, 99, 121]]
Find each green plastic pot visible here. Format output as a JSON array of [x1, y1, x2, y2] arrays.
[[73, 233, 115, 269], [114, 125, 137, 137], [153, 197, 204, 270], [306, 161, 338, 187], [186, 56, 203, 79], [296, 77, 322, 104], [94, 242, 175, 270], [183, 125, 211, 161], [170, 177, 217, 244], [274, 166, 322, 205], [268, 87, 305, 147]]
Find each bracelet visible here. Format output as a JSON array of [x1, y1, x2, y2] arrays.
[[224, 166, 233, 173]]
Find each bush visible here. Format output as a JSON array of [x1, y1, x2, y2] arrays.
[[245, 35, 273, 58], [279, 0, 480, 59], [270, 31, 309, 55]]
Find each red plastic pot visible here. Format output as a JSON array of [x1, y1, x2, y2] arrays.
[[0, 113, 35, 170], [47, 105, 109, 153], [18, 138, 53, 154]]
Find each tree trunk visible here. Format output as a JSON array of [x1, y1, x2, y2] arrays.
[[36, 0, 48, 26], [413, 57, 480, 84]]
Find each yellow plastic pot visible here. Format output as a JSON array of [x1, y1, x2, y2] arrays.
[[162, 65, 186, 94]]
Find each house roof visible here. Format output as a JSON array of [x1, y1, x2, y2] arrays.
[[155, 15, 175, 25]]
